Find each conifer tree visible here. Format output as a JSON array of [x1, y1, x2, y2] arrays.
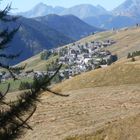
[[0, 2, 68, 140]]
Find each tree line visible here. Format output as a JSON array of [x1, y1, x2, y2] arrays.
[[127, 51, 140, 59]]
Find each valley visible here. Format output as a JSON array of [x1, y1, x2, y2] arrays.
[[1, 0, 140, 139], [3, 26, 140, 140], [1, 25, 138, 92], [11, 57, 140, 140], [1, 14, 101, 65], [18, 25, 140, 71]]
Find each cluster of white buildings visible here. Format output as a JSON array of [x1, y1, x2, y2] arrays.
[[55, 39, 116, 78], [0, 39, 117, 82]]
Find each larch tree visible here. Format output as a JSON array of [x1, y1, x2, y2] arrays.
[[0, 2, 68, 140]]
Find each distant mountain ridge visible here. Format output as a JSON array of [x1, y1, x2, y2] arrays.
[[83, 14, 140, 29], [19, 3, 65, 18], [60, 4, 109, 19], [113, 0, 140, 17], [82, 0, 140, 29], [18, 3, 109, 19], [0, 17, 74, 65], [7, 0, 140, 64], [17, 1, 140, 30], [2, 14, 103, 65], [35, 14, 102, 40]]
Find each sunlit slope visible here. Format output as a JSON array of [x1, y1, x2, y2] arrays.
[[53, 57, 140, 92], [19, 26, 140, 71], [19, 53, 58, 71], [77, 26, 140, 59], [65, 113, 140, 140]]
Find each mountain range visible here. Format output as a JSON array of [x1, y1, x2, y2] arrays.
[[2, 15, 101, 64], [19, 3, 65, 18], [18, 0, 140, 29], [4, 0, 140, 64], [60, 4, 109, 19], [34, 14, 102, 40], [83, 14, 140, 29], [113, 0, 140, 17], [0, 17, 73, 65], [18, 3, 108, 19]]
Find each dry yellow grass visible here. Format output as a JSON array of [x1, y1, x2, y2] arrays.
[[76, 26, 140, 59], [13, 57, 140, 140], [65, 113, 140, 140], [15, 27, 140, 140], [53, 57, 140, 93], [19, 53, 58, 71], [19, 84, 140, 140]]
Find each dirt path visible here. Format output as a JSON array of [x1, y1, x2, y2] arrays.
[[19, 84, 140, 140]]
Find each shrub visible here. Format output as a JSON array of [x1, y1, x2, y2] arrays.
[[131, 57, 136, 62], [19, 81, 31, 90]]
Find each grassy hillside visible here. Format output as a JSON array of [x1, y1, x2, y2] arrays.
[[21, 26, 140, 71], [13, 41, 140, 140], [53, 56, 140, 92], [76, 26, 140, 59], [14, 26, 140, 140], [65, 113, 140, 140], [19, 53, 59, 71], [18, 64, 140, 140], [0, 77, 33, 93]]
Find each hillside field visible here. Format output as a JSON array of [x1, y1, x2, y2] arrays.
[[11, 56, 140, 140], [6, 26, 140, 140], [20, 26, 140, 71]]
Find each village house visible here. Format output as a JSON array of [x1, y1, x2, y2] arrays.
[[14, 38, 117, 82]]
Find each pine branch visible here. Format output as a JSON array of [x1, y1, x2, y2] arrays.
[[0, 83, 10, 101], [0, 2, 68, 139], [0, 4, 19, 22], [0, 51, 22, 59], [1, 101, 33, 130], [45, 88, 69, 97], [0, 107, 36, 140], [46, 64, 62, 84], [0, 26, 20, 49], [7, 107, 36, 140], [0, 4, 11, 20], [0, 62, 26, 80], [0, 28, 9, 37]]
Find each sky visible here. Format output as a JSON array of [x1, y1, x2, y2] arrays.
[[0, 0, 126, 12]]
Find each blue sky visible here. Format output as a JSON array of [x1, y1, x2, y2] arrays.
[[0, 0, 125, 12]]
